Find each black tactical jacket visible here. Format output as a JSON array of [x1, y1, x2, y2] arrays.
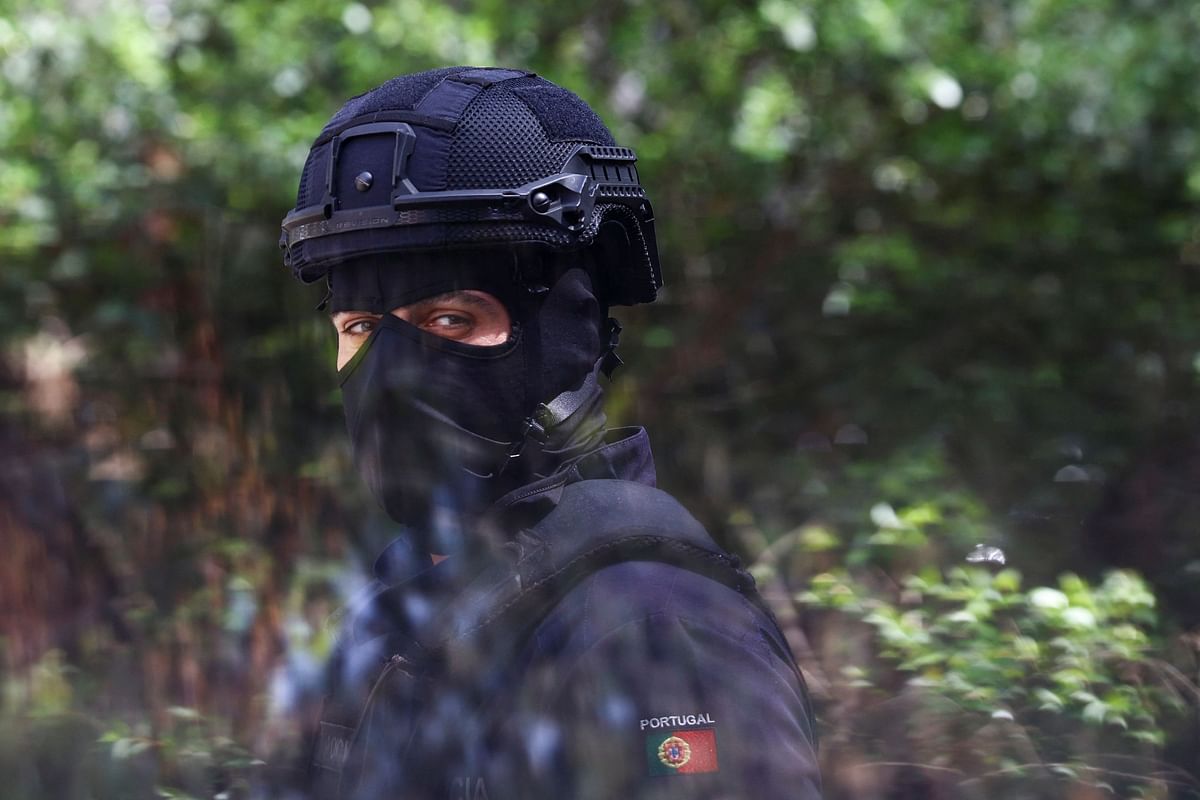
[[304, 429, 821, 799]]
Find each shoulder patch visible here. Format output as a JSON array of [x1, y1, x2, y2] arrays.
[[645, 728, 718, 776]]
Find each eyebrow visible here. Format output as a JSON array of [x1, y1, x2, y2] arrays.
[[330, 290, 493, 323], [407, 290, 493, 311]]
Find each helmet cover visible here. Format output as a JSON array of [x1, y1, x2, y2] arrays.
[[281, 66, 661, 306]]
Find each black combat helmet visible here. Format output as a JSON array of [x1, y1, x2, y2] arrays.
[[281, 66, 661, 306]]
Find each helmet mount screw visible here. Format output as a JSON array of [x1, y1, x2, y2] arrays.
[[354, 172, 374, 192], [530, 191, 553, 213]]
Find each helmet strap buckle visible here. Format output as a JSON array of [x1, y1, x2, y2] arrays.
[[500, 412, 551, 474], [600, 318, 623, 378]]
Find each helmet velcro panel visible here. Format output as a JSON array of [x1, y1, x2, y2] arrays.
[[509, 84, 615, 145], [319, 66, 473, 138]]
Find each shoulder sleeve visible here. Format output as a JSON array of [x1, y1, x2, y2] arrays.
[[505, 562, 823, 800]]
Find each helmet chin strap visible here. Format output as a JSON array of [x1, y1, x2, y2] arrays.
[[500, 317, 622, 476]]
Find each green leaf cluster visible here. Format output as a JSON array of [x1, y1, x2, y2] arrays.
[[803, 565, 1185, 791], [3, 0, 1200, 796]]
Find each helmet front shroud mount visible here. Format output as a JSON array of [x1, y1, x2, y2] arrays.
[[283, 67, 660, 550]]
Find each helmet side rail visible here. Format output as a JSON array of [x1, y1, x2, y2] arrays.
[[280, 120, 653, 249]]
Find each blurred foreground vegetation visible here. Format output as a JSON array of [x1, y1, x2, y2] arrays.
[[2, 0, 1200, 797]]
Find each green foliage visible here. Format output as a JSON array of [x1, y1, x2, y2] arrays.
[[806, 566, 1168, 734], [744, 445, 1198, 794], [1, 651, 264, 800], [3, 0, 1200, 797], [799, 565, 1191, 795]]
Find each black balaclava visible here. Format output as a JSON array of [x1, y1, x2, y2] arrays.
[[333, 248, 609, 555]]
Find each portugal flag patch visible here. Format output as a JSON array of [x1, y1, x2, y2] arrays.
[[646, 728, 719, 776]]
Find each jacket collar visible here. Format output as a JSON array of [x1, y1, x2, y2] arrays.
[[371, 426, 656, 578], [490, 426, 656, 518], [348, 426, 657, 645]]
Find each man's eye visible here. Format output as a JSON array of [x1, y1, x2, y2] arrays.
[[345, 319, 377, 335], [426, 313, 471, 330]]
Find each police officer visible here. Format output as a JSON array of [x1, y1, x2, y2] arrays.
[[279, 66, 821, 799]]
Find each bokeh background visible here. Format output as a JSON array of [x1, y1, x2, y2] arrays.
[[3, 0, 1200, 797]]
